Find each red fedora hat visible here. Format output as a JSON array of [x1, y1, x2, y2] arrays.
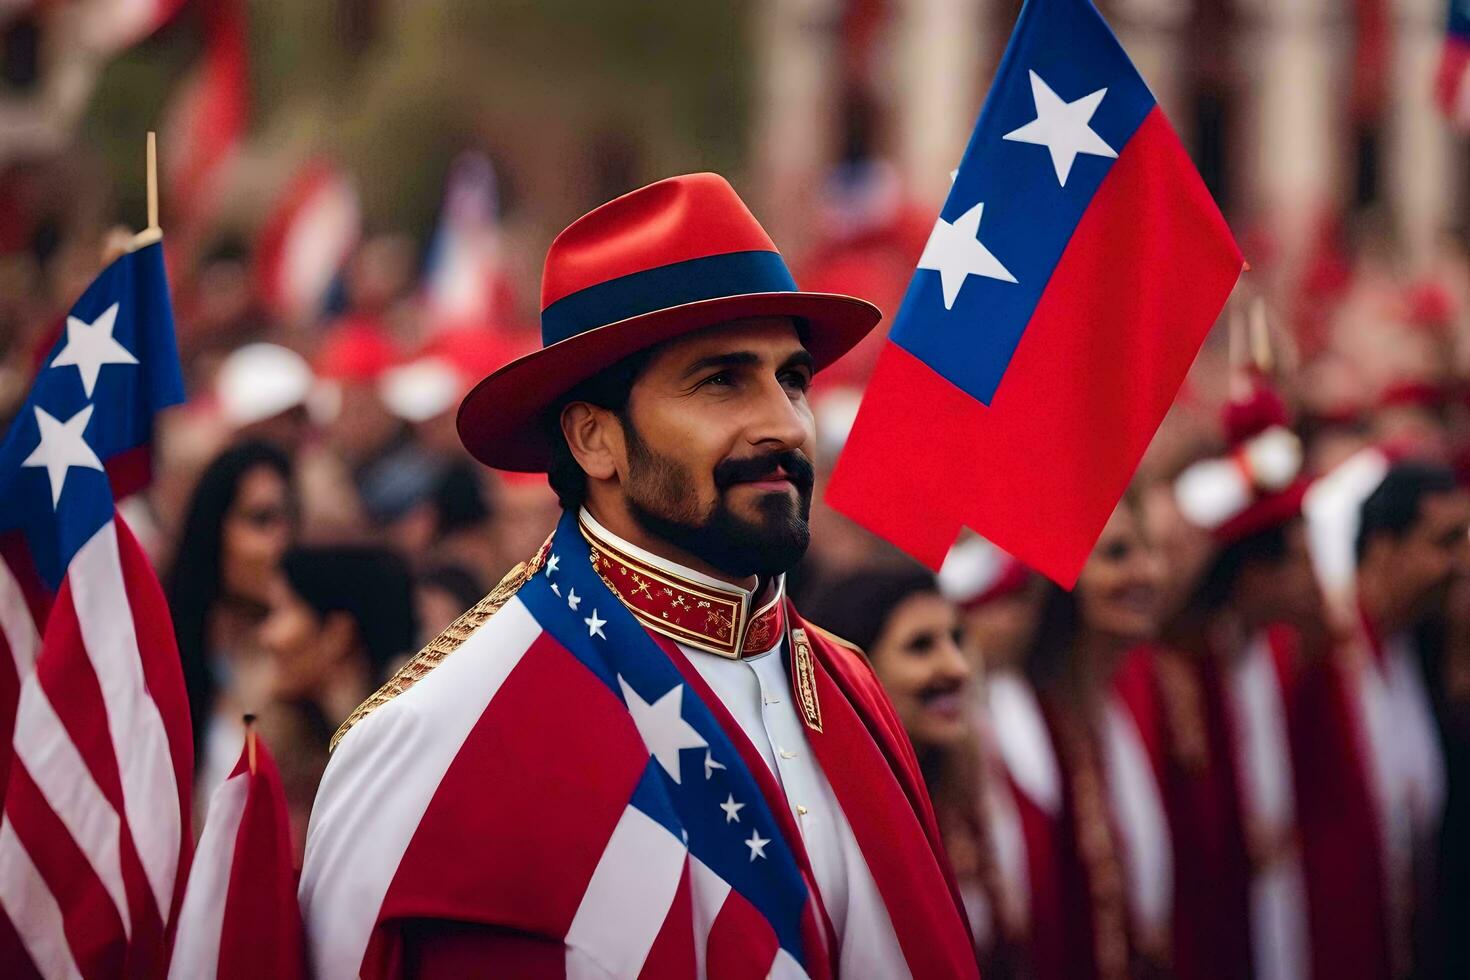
[[457, 173, 882, 471]]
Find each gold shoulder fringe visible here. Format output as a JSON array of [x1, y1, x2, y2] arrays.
[[329, 542, 548, 752]]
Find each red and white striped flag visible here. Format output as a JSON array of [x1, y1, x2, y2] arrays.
[[160, 0, 249, 236], [254, 160, 361, 325], [0, 236, 193, 975], [170, 721, 305, 979]]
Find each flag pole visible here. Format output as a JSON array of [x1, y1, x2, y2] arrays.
[[243, 713, 258, 776], [1249, 296, 1273, 374], [130, 131, 164, 251]]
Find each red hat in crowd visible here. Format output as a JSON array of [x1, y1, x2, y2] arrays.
[[456, 173, 882, 471], [1176, 373, 1310, 544], [315, 316, 400, 383]]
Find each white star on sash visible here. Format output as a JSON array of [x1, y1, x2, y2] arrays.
[[618, 676, 708, 783]]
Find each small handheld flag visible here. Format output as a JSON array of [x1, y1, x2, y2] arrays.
[[827, 0, 1242, 586], [170, 720, 306, 980]]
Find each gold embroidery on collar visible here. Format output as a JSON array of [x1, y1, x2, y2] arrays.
[[579, 516, 783, 659]]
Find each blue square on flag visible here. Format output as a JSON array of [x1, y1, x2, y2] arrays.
[[0, 240, 184, 587]]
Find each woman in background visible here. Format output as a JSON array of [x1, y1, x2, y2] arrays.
[[1016, 494, 1173, 980], [165, 441, 296, 809], [805, 565, 1024, 976], [257, 544, 418, 856]]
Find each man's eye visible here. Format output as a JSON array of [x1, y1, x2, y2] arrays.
[[780, 371, 812, 392], [701, 372, 734, 388]]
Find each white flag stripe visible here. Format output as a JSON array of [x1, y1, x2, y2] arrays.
[[10, 679, 130, 933], [0, 558, 40, 676], [0, 818, 83, 980], [168, 771, 250, 979], [770, 946, 813, 980], [688, 856, 731, 980], [564, 805, 688, 979], [69, 520, 181, 919], [300, 596, 543, 980]]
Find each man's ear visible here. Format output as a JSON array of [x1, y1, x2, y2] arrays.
[[561, 402, 624, 482]]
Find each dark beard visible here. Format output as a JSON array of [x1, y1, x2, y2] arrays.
[[622, 421, 814, 579]]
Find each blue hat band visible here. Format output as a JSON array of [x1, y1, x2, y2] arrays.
[[540, 249, 798, 347]]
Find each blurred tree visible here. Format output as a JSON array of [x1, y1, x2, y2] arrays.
[[80, 0, 752, 250]]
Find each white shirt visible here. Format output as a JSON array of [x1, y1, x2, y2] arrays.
[[581, 512, 909, 977]]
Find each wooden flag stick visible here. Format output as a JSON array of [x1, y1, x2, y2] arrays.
[[244, 714, 258, 775], [146, 131, 159, 232], [129, 132, 164, 251]]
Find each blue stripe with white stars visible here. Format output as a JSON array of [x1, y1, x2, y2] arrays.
[[517, 508, 811, 964]]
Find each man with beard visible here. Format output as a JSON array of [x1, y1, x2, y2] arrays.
[[299, 174, 978, 979]]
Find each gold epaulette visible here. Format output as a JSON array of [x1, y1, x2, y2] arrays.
[[329, 543, 548, 752]]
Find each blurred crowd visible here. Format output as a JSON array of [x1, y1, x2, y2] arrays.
[[3, 133, 1470, 979]]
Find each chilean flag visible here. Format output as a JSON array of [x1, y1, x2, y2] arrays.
[[828, 0, 1241, 587], [1436, 0, 1470, 130]]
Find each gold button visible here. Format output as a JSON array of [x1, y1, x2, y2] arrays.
[[797, 805, 809, 816], [779, 748, 797, 759]]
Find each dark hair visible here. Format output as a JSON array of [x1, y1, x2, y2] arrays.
[[801, 564, 939, 655], [1021, 582, 1081, 690], [431, 460, 492, 537], [1191, 524, 1290, 613], [544, 348, 656, 511], [420, 562, 487, 611], [1356, 461, 1460, 562], [166, 441, 294, 761], [280, 546, 418, 683]]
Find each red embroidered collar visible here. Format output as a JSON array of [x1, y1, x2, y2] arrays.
[[579, 512, 785, 659]]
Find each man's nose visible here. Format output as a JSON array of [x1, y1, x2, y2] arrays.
[[743, 378, 812, 450]]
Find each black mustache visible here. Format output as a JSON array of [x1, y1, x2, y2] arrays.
[[714, 450, 815, 492]]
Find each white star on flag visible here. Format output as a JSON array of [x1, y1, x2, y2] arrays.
[[1003, 70, 1117, 186], [918, 201, 1016, 310], [49, 303, 138, 398], [566, 587, 582, 611], [704, 750, 726, 780], [551, 582, 561, 597], [546, 554, 560, 574], [720, 793, 745, 823], [618, 676, 708, 784], [584, 608, 606, 639], [23, 404, 104, 507], [745, 828, 770, 861]]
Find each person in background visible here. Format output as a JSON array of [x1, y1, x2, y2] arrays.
[[934, 535, 1048, 978], [804, 564, 1025, 976], [258, 545, 418, 857], [1161, 373, 1322, 980], [312, 319, 432, 529], [1014, 493, 1173, 980], [414, 562, 487, 647], [213, 342, 367, 540], [1295, 460, 1468, 979], [165, 441, 297, 810], [939, 535, 1040, 675]]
